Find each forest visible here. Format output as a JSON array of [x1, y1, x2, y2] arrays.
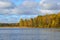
[[0, 13, 60, 28], [19, 13, 60, 28], [0, 23, 19, 27]]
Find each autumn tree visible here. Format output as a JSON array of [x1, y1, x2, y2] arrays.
[[19, 19, 24, 27]]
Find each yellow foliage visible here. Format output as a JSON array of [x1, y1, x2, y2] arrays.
[[19, 13, 60, 28]]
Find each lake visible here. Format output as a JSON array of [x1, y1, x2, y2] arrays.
[[0, 28, 60, 40]]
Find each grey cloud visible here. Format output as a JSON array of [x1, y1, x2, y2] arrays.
[[0, 0, 39, 15], [40, 0, 60, 10], [11, 1, 39, 15], [39, 0, 60, 15], [0, 15, 20, 23], [0, 1, 15, 9], [39, 10, 60, 15], [0, 9, 11, 14], [0, 0, 15, 14]]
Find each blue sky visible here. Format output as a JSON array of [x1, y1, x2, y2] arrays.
[[0, 0, 39, 23], [11, 0, 23, 6], [0, 0, 40, 23], [12, 0, 40, 6], [0, 0, 60, 23]]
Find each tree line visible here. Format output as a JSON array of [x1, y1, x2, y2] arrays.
[[0, 23, 19, 27], [19, 13, 60, 28]]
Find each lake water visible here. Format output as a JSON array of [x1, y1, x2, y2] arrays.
[[0, 28, 60, 40]]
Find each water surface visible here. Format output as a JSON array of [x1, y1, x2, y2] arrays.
[[0, 28, 60, 40]]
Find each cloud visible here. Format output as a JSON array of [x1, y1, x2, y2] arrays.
[[0, 9, 10, 14], [39, 0, 60, 15], [0, 0, 15, 14], [20, 15, 37, 19], [40, 10, 60, 15], [0, 0, 41, 15], [11, 1, 39, 15], [0, 0, 60, 23], [0, 1, 15, 9], [0, 0, 17, 23], [0, 0, 39, 23], [0, 0, 39, 15], [0, 15, 37, 23], [40, 0, 60, 10], [0, 0, 60, 15], [0, 15, 20, 23]]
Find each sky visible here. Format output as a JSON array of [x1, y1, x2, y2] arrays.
[[0, 0, 60, 23]]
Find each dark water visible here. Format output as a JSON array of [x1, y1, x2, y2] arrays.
[[0, 28, 60, 40]]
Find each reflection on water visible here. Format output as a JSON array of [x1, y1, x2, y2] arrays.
[[0, 28, 60, 40]]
